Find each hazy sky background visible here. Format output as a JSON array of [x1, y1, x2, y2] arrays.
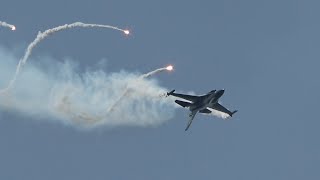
[[1, 0, 319, 179]]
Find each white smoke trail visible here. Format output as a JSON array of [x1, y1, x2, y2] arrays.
[[0, 46, 175, 128], [52, 65, 174, 128], [0, 21, 16, 31], [0, 22, 127, 94]]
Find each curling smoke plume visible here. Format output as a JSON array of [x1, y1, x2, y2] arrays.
[[107, 65, 174, 113], [0, 46, 175, 128], [0, 21, 16, 31], [0, 22, 129, 94]]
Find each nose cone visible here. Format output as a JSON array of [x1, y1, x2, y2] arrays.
[[216, 89, 225, 98]]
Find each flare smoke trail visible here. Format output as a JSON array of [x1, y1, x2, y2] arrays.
[[0, 21, 16, 31], [0, 22, 128, 94], [140, 67, 170, 79]]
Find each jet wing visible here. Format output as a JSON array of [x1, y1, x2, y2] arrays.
[[208, 102, 237, 117]]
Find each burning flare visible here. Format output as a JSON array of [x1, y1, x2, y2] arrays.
[[0, 21, 16, 31], [166, 65, 173, 71], [124, 30, 130, 35]]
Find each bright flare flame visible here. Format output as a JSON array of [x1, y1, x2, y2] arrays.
[[166, 65, 173, 71], [11, 26, 16, 31], [124, 30, 130, 35]]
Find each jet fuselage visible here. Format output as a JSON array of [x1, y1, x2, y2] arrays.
[[189, 89, 225, 113]]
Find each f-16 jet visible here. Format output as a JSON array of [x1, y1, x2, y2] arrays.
[[167, 89, 237, 131]]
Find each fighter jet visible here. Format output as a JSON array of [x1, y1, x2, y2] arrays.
[[167, 89, 237, 131]]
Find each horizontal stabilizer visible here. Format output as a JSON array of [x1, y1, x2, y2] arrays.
[[167, 90, 199, 102], [175, 100, 191, 108]]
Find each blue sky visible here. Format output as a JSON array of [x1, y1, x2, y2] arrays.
[[0, 0, 319, 179]]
